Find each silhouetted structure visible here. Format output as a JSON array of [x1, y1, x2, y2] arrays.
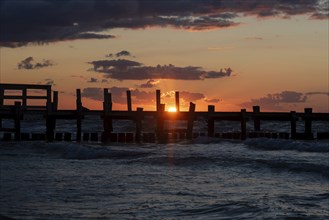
[[0, 83, 328, 143]]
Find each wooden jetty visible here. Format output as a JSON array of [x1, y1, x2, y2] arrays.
[[0, 83, 328, 143]]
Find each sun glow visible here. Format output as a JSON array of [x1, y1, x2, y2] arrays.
[[168, 107, 177, 112]]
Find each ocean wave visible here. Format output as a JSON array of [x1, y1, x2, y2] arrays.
[[46, 142, 151, 160], [245, 138, 329, 153]]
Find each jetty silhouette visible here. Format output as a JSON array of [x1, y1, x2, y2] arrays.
[[0, 83, 328, 143]]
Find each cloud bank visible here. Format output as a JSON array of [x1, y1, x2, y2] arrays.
[[1, 0, 327, 47], [240, 91, 308, 110], [17, 56, 54, 70], [89, 58, 232, 80]]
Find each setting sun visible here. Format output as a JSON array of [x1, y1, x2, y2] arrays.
[[168, 107, 177, 112]]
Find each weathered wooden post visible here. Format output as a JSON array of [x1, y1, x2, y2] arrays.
[[103, 89, 113, 143], [208, 105, 215, 137], [46, 91, 58, 142], [157, 103, 165, 143], [14, 101, 21, 141], [45, 88, 54, 142], [186, 102, 196, 140], [53, 91, 58, 111], [0, 86, 4, 128], [46, 86, 52, 111], [253, 106, 261, 131], [290, 111, 297, 139], [175, 91, 180, 112], [240, 109, 247, 140], [127, 90, 132, 111], [22, 88, 27, 108], [304, 108, 312, 135], [156, 90, 161, 111], [76, 89, 82, 142], [135, 107, 143, 143]]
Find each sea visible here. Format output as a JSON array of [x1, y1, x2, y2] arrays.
[[0, 116, 328, 220]]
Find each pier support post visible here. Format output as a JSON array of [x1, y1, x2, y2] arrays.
[[175, 91, 180, 112], [0, 86, 4, 128], [290, 111, 297, 139], [76, 89, 82, 142], [103, 89, 113, 143], [157, 104, 165, 143], [46, 91, 58, 142], [14, 101, 21, 141], [187, 102, 196, 140], [208, 105, 215, 137], [253, 106, 261, 131], [304, 108, 312, 134], [135, 107, 143, 143], [156, 90, 161, 111], [127, 90, 132, 111], [240, 109, 247, 140]]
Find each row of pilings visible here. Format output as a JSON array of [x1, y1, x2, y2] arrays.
[[1, 83, 329, 143]]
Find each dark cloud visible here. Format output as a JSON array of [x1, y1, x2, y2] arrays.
[[180, 91, 205, 102], [204, 98, 221, 103], [17, 56, 54, 70], [89, 59, 232, 80], [240, 91, 308, 110], [82, 86, 154, 104], [116, 50, 131, 57], [1, 0, 327, 47], [81, 87, 103, 101], [106, 50, 132, 58], [139, 79, 160, 88], [88, 77, 98, 83]]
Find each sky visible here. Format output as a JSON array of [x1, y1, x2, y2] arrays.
[[0, 0, 328, 112]]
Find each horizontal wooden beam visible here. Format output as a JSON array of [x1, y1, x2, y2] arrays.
[[0, 83, 51, 90]]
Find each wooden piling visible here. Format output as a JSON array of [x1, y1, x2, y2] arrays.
[[304, 108, 312, 135], [175, 91, 180, 112], [3, 133, 12, 141], [156, 90, 161, 111], [83, 133, 90, 141], [22, 88, 27, 107], [253, 106, 261, 131], [135, 107, 143, 143], [103, 89, 113, 143], [208, 105, 215, 137], [157, 104, 165, 143], [21, 133, 30, 141], [55, 133, 63, 141], [76, 89, 82, 142], [186, 102, 196, 140], [90, 133, 98, 142], [290, 111, 297, 139], [126, 133, 134, 143], [53, 91, 58, 111], [64, 132, 71, 141], [46, 91, 58, 142], [46, 91, 56, 142], [118, 133, 125, 142], [14, 101, 21, 141], [127, 90, 132, 111], [240, 109, 247, 140], [0, 87, 3, 128]]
